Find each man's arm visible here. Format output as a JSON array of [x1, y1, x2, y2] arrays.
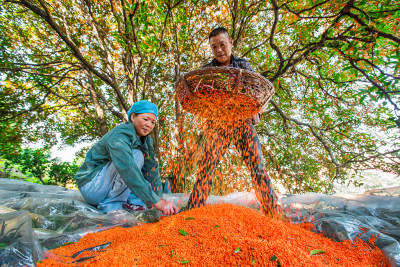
[[238, 59, 255, 72], [237, 58, 261, 124]]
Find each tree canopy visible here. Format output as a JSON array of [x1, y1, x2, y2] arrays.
[[1, 0, 399, 194]]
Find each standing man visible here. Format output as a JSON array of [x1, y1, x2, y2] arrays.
[[185, 27, 278, 215]]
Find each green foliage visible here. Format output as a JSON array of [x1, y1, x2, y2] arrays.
[[178, 229, 188, 236], [1, 148, 79, 186], [309, 249, 326, 256]]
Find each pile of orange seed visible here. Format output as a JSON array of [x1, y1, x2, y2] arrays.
[[180, 91, 260, 121], [38, 204, 389, 266]]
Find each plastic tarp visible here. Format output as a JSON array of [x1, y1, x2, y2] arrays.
[[0, 178, 399, 266]]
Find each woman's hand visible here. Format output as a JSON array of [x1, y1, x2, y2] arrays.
[[154, 198, 179, 215]]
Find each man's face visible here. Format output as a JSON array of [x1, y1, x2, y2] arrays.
[[131, 113, 156, 137], [209, 33, 233, 67]]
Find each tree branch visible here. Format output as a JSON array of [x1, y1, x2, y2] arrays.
[[7, 0, 129, 112]]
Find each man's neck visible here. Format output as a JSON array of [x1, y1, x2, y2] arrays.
[[215, 55, 233, 67], [219, 62, 230, 67]]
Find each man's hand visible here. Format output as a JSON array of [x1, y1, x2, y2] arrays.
[[154, 198, 179, 215]]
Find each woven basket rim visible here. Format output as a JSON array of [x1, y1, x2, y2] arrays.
[[175, 67, 274, 90]]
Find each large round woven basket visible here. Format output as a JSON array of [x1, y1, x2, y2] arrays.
[[175, 67, 275, 121]]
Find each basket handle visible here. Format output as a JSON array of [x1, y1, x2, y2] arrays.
[[234, 69, 243, 94]]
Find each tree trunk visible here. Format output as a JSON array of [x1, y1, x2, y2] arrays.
[[86, 70, 109, 136]]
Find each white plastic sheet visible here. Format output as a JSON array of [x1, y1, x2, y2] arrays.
[[0, 178, 399, 266]]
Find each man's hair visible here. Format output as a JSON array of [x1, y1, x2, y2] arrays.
[[208, 27, 230, 40]]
